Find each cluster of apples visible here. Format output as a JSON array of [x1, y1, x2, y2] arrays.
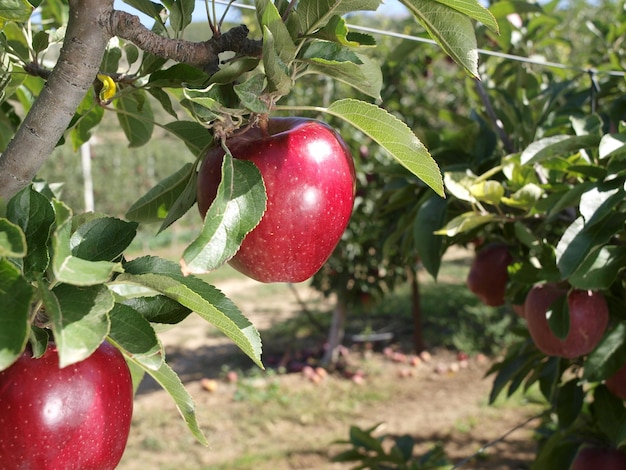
[[467, 244, 626, 393], [467, 243, 626, 467], [0, 117, 355, 469]]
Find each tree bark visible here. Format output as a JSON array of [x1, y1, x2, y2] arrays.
[[321, 299, 347, 366], [0, 3, 263, 202], [0, 0, 114, 201], [408, 264, 425, 353]]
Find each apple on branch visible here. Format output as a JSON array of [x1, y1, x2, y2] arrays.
[[466, 243, 513, 307], [197, 117, 356, 283], [0, 342, 133, 470], [524, 283, 608, 358]]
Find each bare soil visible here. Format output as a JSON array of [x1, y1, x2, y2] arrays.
[[118, 272, 542, 470]]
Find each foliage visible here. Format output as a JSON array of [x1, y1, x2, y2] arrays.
[[0, 0, 494, 446], [332, 423, 451, 470]]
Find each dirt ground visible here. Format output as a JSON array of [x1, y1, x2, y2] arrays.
[[118, 272, 543, 470]]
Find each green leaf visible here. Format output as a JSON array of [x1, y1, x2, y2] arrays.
[[164, 121, 212, 156], [301, 41, 364, 63], [312, 15, 376, 47], [122, 295, 191, 324], [166, 0, 194, 32], [51, 200, 124, 286], [256, 0, 297, 63], [158, 163, 198, 233], [327, 99, 443, 196], [108, 303, 163, 371], [128, 356, 208, 445], [592, 386, 626, 445], [520, 134, 601, 165], [431, 0, 499, 33], [70, 216, 138, 261], [47, 284, 114, 368], [148, 63, 209, 88], [304, 53, 382, 99], [501, 183, 543, 210], [584, 322, 626, 382], [262, 26, 292, 95], [0, 259, 33, 371], [579, 185, 623, 226], [556, 215, 626, 279], [546, 295, 569, 341], [115, 90, 154, 148], [434, 211, 494, 236], [469, 180, 504, 205], [6, 186, 54, 276], [181, 154, 266, 275], [119, 256, 263, 369], [126, 163, 195, 224], [556, 379, 584, 428], [0, 0, 33, 24], [122, 0, 164, 22], [401, 0, 479, 78], [568, 246, 626, 290], [599, 133, 626, 160], [413, 195, 447, 279], [234, 74, 271, 114], [297, 0, 381, 35], [0, 218, 25, 258]]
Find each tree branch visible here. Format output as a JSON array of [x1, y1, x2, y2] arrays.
[[0, 5, 263, 202], [107, 12, 262, 74], [0, 0, 114, 201]]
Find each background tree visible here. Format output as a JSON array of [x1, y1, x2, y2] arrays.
[[0, 0, 494, 459]]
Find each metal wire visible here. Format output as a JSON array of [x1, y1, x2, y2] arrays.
[[210, 0, 626, 78]]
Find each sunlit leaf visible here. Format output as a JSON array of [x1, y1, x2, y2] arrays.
[[0, 259, 32, 371], [181, 154, 266, 275], [327, 99, 443, 196]]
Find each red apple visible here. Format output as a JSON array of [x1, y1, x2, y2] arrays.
[[466, 243, 513, 306], [606, 363, 626, 400], [570, 446, 626, 470], [524, 284, 608, 358], [197, 117, 356, 283], [0, 341, 133, 470]]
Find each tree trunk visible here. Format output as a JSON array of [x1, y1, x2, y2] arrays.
[[321, 299, 347, 366], [0, 0, 114, 201], [408, 264, 425, 353]]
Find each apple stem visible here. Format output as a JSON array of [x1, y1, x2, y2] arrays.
[[258, 114, 270, 137]]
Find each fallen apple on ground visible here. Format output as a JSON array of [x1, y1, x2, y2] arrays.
[[524, 283, 608, 358], [466, 243, 513, 307], [0, 341, 133, 470], [197, 117, 356, 283]]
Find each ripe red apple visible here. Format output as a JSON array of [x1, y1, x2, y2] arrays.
[[570, 446, 626, 470], [606, 362, 626, 400], [466, 243, 513, 306], [524, 283, 608, 358], [0, 341, 133, 470], [197, 117, 356, 283]]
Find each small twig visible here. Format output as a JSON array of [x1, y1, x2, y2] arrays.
[[452, 413, 543, 468], [475, 79, 515, 154]]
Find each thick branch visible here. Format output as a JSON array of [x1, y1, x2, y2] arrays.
[[0, 5, 264, 202], [108, 12, 262, 73], [0, 0, 114, 201]]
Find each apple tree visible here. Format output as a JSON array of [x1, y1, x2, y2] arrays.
[[395, 0, 626, 467], [0, 0, 497, 465]]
